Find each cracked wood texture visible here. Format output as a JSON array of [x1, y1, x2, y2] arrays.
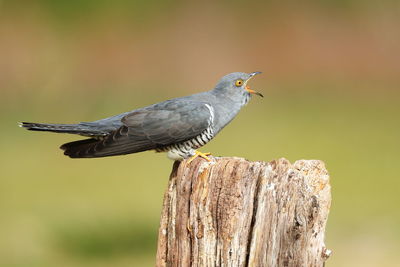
[[156, 157, 331, 267]]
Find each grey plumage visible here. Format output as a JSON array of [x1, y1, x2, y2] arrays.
[[21, 72, 262, 159]]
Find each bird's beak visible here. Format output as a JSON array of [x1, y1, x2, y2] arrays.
[[245, 72, 263, 97]]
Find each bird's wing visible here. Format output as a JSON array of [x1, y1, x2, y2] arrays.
[[61, 100, 213, 158]]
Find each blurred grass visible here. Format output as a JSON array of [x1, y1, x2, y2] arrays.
[[55, 220, 156, 258], [1, 0, 400, 266]]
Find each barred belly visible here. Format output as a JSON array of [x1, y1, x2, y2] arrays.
[[156, 127, 214, 161]]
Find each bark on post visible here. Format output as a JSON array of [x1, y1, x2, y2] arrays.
[[156, 157, 331, 267]]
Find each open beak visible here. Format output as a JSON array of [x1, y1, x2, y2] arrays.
[[245, 72, 263, 97]]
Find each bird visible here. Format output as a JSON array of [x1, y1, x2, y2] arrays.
[[20, 72, 263, 162]]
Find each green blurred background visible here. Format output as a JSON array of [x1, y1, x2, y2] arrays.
[[1, 0, 399, 266]]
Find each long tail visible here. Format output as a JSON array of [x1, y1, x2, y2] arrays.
[[20, 122, 107, 137], [60, 126, 154, 158]]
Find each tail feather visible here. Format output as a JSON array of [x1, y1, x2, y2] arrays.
[[60, 128, 153, 158], [60, 138, 101, 158], [20, 122, 107, 137], [22, 122, 150, 159], [60, 137, 144, 159]]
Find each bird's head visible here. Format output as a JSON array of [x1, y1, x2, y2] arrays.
[[214, 72, 263, 98]]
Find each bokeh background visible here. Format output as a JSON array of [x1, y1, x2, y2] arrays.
[[1, 0, 399, 266]]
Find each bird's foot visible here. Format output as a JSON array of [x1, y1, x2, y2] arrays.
[[187, 151, 212, 164]]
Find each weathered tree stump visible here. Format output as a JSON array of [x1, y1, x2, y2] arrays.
[[156, 157, 331, 267]]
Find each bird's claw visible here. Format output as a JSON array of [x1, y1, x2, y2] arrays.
[[187, 151, 212, 164]]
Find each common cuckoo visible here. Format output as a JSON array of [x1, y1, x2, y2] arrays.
[[21, 72, 263, 162]]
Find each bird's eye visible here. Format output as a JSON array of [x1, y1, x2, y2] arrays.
[[235, 79, 244, 87]]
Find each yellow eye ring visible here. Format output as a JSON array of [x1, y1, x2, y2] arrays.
[[235, 79, 244, 87]]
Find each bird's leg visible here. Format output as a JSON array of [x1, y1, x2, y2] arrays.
[[187, 150, 212, 164]]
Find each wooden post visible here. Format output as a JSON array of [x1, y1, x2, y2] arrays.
[[156, 157, 331, 267]]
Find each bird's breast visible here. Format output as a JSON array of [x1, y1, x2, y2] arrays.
[[155, 126, 214, 159]]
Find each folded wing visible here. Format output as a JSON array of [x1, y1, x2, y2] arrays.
[[61, 100, 212, 158]]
